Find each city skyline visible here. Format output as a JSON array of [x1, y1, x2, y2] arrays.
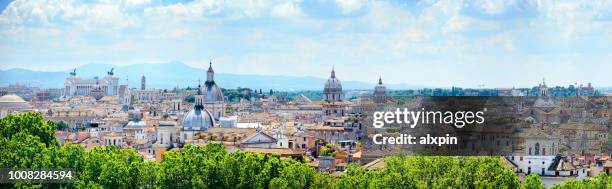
[[1, 0, 612, 88], [0, 61, 601, 90]]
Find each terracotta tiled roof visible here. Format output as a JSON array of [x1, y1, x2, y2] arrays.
[[308, 125, 344, 131]]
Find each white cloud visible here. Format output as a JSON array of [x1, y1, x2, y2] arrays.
[[335, 0, 365, 14], [123, 0, 152, 8], [472, 0, 513, 14], [271, 1, 303, 18]]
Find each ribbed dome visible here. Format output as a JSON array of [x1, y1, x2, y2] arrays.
[[182, 106, 215, 131], [323, 68, 344, 102], [374, 77, 386, 95], [202, 82, 224, 102], [323, 69, 342, 93]]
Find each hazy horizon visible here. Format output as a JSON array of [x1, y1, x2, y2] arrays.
[[3, 61, 607, 90]]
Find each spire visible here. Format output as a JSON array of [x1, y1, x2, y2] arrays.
[[196, 83, 202, 95], [378, 76, 382, 85], [195, 82, 203, 108], [141, 74, 146, 90], [207, 61, 214, 82], [542, 77, 546, 86], [331, 67, 335, 78]]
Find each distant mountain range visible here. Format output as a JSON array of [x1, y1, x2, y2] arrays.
[[0, 62, 425, 91]]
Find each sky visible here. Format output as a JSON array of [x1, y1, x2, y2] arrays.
[[1, 0, 612, 88]]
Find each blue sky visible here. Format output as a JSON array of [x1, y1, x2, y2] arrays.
[[1, 0, 611, 88]]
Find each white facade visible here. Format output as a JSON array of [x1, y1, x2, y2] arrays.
[[219, 116, 237, 127], [510, 155, 557, 175], [64, 72, 119, 98], [156, 121, 178, 147], [508, 135, 563, 176], [131, 89, 161, 103]]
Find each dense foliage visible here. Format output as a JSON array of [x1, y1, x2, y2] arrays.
[[1, 113, 610, 188], [549, 173, 612, 189]]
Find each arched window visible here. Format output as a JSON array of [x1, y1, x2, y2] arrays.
[[535, 143, 540, 155]]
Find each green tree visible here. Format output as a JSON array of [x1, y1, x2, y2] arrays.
[[523, 174, 545, 189], [551, 173, 611, 189], [0, 112, 57, 146]]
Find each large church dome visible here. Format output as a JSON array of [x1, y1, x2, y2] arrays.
[[374, 77, 386, 95], [203, 83, 224, 102], [373, 77, 387, 104], [324, 69, 342, 93], [323, 68, 344, 102], [182, 106, 215, 131], [182, 86, 215, 131], [202, 62, 224, 102]]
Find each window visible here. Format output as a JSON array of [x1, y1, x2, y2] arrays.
[[535, 143, 540, 155]]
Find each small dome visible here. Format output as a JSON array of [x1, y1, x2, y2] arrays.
[[324, 69, 342, 93], [374, 77, 386, 95], [0, 95, 30, 109], [0, 95, 26, 103], [182, 107, 215, 131]]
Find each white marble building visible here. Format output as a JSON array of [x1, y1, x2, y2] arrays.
[[64, 69, 119, 98]]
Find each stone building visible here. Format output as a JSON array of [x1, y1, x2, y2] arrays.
[[64, 69, 119, 98]]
